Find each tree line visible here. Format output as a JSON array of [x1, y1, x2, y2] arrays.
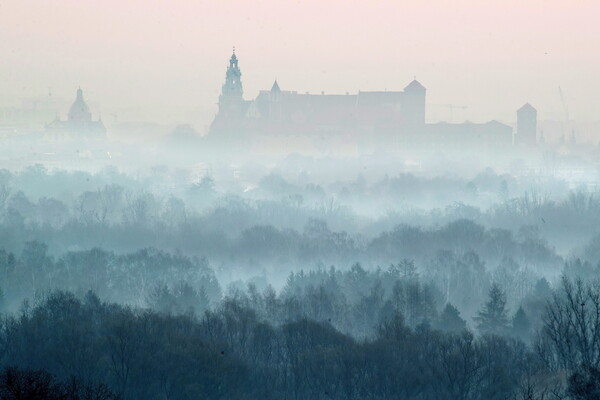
[[1, 276, 600, 399]]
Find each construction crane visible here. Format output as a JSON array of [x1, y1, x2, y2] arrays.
[[558, 86, 570, 123], [431, 104, 468, 123]]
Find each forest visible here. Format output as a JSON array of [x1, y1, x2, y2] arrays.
[[1, 164, 600, 399]]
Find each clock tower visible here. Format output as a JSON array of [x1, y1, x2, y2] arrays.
[[218, 48, 244, 114]]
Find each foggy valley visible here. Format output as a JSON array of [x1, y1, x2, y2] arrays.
[[2, 1, 600, 399]]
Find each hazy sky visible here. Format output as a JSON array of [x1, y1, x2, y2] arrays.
[[0, 0, 599, 132]]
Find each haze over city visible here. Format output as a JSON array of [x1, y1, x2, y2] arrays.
[[1, 0, 599, 132], [2, 1, 600, 399]]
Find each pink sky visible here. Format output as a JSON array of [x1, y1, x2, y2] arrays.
[[0, 0, 599, 131]]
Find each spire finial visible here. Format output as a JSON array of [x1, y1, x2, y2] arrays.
[[76, 86, 83, 100], [233, 46, 235, 54]]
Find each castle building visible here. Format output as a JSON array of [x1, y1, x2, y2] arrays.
[[210, 50, 513, 152], [516, 103, 537, 146], [45, 88, 106, 140]]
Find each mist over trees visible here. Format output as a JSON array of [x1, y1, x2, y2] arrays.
[[2, 0, 600, 396], [1, 161, 600, 399]]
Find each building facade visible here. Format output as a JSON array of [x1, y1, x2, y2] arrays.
[[210, 50, 514, 153], [46, 88, 106, 140]]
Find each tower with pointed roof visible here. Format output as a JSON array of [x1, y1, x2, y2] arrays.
[[269, 80, 282, 120], [516, 103, 537, 145], [218, 48, 244, 113], [210, 48, 251, 136]]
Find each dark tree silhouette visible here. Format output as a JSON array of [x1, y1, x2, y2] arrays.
[[475, 283, 509, 335], [511, 306, 531, 342], [568, 365, 600, 400], [436, 303, 467, 333]]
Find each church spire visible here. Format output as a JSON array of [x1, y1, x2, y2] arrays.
[[271, 80, 281, 94], [221, 48, 243, 99], [230, 47, 238, 66], [216, 48, 246, 122]]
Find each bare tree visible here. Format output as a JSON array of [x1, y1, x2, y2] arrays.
[[539, 277, 600, 371]]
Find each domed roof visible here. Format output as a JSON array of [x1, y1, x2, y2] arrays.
[[67, 88, 92, 122]]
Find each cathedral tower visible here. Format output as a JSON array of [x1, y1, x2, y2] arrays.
[[218, 48, 245, 116], [210, 48, 250, 135]]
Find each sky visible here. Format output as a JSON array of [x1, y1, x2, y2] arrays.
[[0, 0, 599, 133]]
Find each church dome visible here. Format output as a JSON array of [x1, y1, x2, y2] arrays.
[[68, 87, 92, 122]]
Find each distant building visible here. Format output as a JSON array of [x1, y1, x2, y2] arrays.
[[423, 120, 513, 152], [0, 94, 59, 137], [210, 50, 246, 131], [210, 50, 513, 152], [46, 88, 106, 140], [516, 103, 537, 145]]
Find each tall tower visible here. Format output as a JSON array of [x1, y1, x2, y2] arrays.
[[210, 48, 249, 135], [516, 103, 537, 145], [402, 79, 426, 131], [218, 48, 244, 115]]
